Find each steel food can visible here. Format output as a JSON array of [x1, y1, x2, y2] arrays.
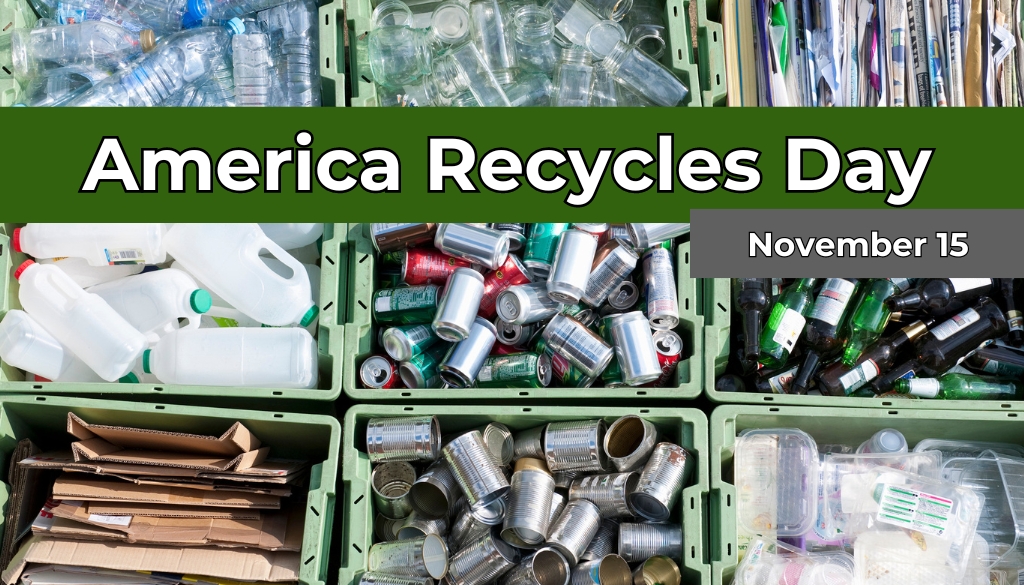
[[371, 223, 439, 253], [403, 246, 475, 286], [544, 419, 608, 472], [443, 430, 510, 508], [552, 471, 579, 490], [627, 443, 692, 522], [435, 223, 511, 271], [374, 285, 441, 325], [411, 459, 462, 520], [471, 495, 508, 526], [368, 534, 450, 580], [641, 248, 678, 330], [617, 523, 682, 562], [362, 354, 399, 389], [490, 223, 528, 251], [440, 317, 498, 388], [534, 338, 591, 387], [372, 461, 417, 519], [626, 223, 689, 249], [631, 556, 680, 585], [478, 422, 515, 467], [398, 511, 450, 540], [434, 268, 487, 342], [479, 254, 533, 319], [400, 343, 450, 389], [604, 415, 658, 473], [541, 314, 614, 379], [606, 281, 640, 311], [545, 499, 602, 565], [547, 230, 599, 304], [582, 240, 639, 308], [647, 330, 683, 387], [502, 458, 555, 547], [513, 425, 546, 460], [450, 497, 491, 552], [367, 415, 442, 463], [523, 223, 571, 280], [497, 282, 562, 325], [571, 555, 631, 585], [359, 572, 433, 585], [384, 324, 441, 362], [477, 352, 552, 388], [581, 519, 619, 561], [568, 472, 639, 518], [609, 311, 662, 386], [446, 527, 521, 585], [495, 319, 536, 348], [375, 513, 405, 542], [500, 547, 570, 585]]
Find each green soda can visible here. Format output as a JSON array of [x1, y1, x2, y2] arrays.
[[534, 338, 590, 387], [381, 324, 440, 362], [523, 223, 570, 280], [380, 250, 406, 265], [378, 265, 403, 289], [398, 342, 450, 388], [476, 352, 553, 388], [599, 316, 626, 387], [372, 285, 439, 324]]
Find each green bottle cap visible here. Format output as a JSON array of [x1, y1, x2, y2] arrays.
[[300, 305, 319, 327], [119, 372, 139, 384], [190, 289, 213, 314], [143, 349, 152, 374]]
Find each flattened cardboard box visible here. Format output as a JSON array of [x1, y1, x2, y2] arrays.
[[51, 476, 280, 509], [23, 452, 301, 481], [85, 503, 259, 520]]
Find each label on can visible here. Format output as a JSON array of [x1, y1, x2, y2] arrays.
[[838, 359, 880, 393], [767, 367, 799, 394], [809, 279, 856, 326], [948, 278, 991, 293], [930, 308, 980, 341], [875, 484, 952, 535], [104, 248, 145, 265], [644, 249, 678, 316], [549, 318, 606, 363], [906, 378, 941, 398], [375, 287, 437, 313], [769, 306, 806, 350], [584, 252, 634, 303]]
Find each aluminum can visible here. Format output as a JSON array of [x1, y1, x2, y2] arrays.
[[571, 555, 630, 585], [541, 314, 614, 378], [372, 461, 417, 519], [547, 230, 599, 304], [502, 458, 555, 547], [495, 319, 536, 347], [490, 223, 528, 251], [534, 338, 590, 387], [568, 472, 639, 518], [609, 312, 662, 386], [383, 324, 441, 362], [647, 330, 683, 387], [627, 443, 692, 522], [440, 317, 498, 388], [582, 240, 639, 307], [443, 430, 510, 507], [403, 247, 475, 286], [446, 527, 521, 585], [433, 268, 486, 342], [545, 499, 602, 565], [598, 316, 625, 387], [626, 223, 689, 249], [362, 354, 399, 389], [374, 285, 440, 325], [400, 343, 450, 389], [607, 224, 630, 243], [606, 281, 640, 311], [500, 548, 570, 585], [604, 415, 658, 473], [544, 419, 608, 472], [435, 223, 510, 271], [573, 223, 610, 235], [368, 534, 450, 580], [497, 283, 562, 325], [523, 223, 571, 280], [367, 415, 442, 463], [371, 223, 438, 253], [479, 254, 533, 319], [617, 523, 682, 562], [411, 459, 462, 520], [641, 248, 678, 330], [477, 352, 552, 388]]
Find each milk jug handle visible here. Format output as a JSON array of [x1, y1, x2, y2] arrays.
[[260, 239, 307, 283]]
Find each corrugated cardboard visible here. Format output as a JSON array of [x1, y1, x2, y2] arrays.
[[3, 536, 300, 584], [1, 440, 54, 572], [85, 503, 259, 520], [70, 440, 269, 473], [19, 564, 165, 585], [51, 476, 280, 509], [67, 414, 260, 456]]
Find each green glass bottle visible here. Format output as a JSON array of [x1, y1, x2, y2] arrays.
[[894, 373, 1020, 400], [843, 278, 912, 366], [758, 278, 819, 369]]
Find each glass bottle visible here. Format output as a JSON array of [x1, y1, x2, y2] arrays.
[[365, 25, 435, 86], [551, 45, 593, 106], [758, 278, 818, 369], [451, 90, 479, 105], [469, 0, 517, 85], [887, 278, 994, 317], [732, 278, 771, 362], [514, 5, 559, 75], [589, 61, 619, 105], [372, 0, 414, 27], [430, 0, 472, 46], [790, 278, 861, 394], [432, 41, 511, 106], [998, 278, 1023, 345], [967, 345, 1024, 378], [753, 365, 799, 394], [622, 0, 666, 58], [817, 320, 929, 397], [894, 372, 1020, 400], [602, 40, 687, 106], [715, 374, 747, 392], [505, 71, 553, 105], [842, 278, 911, 366], [12, 21, 155, 78]]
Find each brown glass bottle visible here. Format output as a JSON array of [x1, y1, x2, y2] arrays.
[[816, 320, 930, 397]]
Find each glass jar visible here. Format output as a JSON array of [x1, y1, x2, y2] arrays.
[[514, 5, 559, 75], [551, 45, 593, 106], [602, 40, 687, 106]]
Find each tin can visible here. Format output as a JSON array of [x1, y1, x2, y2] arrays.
[[572, 223, 610, 236], [375, 513, 405, 542], [604, 415, 658, 473], [534, 338, 590, 388], [411, 459, 462, 520], [478, 422, 515, 467], [450, 497, 491, 552], [374, 285, 440, 325], [359, 572, 433, 585], [477, 352, 552, 388], [366, 415, 441, 463], [547, 230, 599, 304], [497, 283, 562, 325], [598, 317, 625, 387], [523, 223, 571, 280], [403, 247, 475, 286], [502, 458, 555, 547], [479, 255, 533, 319], [544, 419, 608, 472], [609, 311, 662, 386], [568, 472, 639, 518], [542, 314, 614, 379], [617, 523, 682, 562], [582, 240, 639, 307], [362, 354, 399, 389], [399, 343, 450, 389], [383, 324, 441, 362], [546, 499, 602, 565], [443, 430, 510, 507], [490, 224, 528, 251], [371, 461, 417, 519], [471, 490, 507, 526], [440, 317, 498, 388], [513, 425, 546, 460], [368, 534, 450, 580], [627, 443, 692, 522], [500, 547, 570, 585], [641, 248, 678, 330], [626, 223, 689, 249], [571, 555, 630, 585], [581, 519, 619, 561], [371, 223, 439, 253], [552, 471, 579, 490], [495, 319, 536, 348], [548, 490, 567, 522], [446, 527, 521, 585], [398, 512, 450, 540], [631, 556, 680, 585], [435, 223, 510, 271], [647, 330, 683, 387], [434, 268, 487, 342], [606, 281, 640, 311]]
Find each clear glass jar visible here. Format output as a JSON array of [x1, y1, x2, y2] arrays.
[[469, 0, 518, 84], [602, 40, 687, 106], [372, 0, 414, 27], [551, 45, 593, 106], [433, 41, 511, 105], [623, 0, 666, 58], [544, 0, 624, 57], [366, 25, 434, 86], [506, 71, 553, 105], [589, 61, 618, 105], [514, 5, 559, 75], [431, 0, 472, 46], [452, 91, 479, 106]]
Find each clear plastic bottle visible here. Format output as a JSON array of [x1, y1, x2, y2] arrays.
[[13, 223, 166, 266], [177, 54, 235, 105], [513, 5, 558, 75], [231, 18, 273, 106], [142, 327, 318, 388], [469, 0, 517, 85], [15, 260, 147, 382], [87, 268, 212, 340], [0, 310, 104, 382], [12, 21, 155, 78], [163, 223, 318, 327], [432, 41, 511, 106], [589, 60, 618, 105], [602, 40, 686, 106], [857, 428, 908, 454], [551, 45, 592, 106], [184, 0, 291, 25], [29, 0, 185, 36], [505, 71, 552, 105], [65, 26, 232, 106], [16, 65, 111, 106], [259, 0, 321, 106]]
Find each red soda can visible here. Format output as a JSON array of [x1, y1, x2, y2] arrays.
[[490, 343, 522, 356], [402, 247, 474, 286], [360, 354, 399, 389], [647, 330, 684, 387], [478, 254, 532, 319]]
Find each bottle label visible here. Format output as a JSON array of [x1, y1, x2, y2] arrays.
[[875, 484, 952, 536], [809, 279, 856, 326], [1008, 310, 1024, 333], [767, 366, 799, 394], [931, 308, 981, 341], [838, 360, 880, 392], [907, 378, 941, 398], [104, 248, 145, 265], [770, 307, 806, 350], [889, 278, 912, 292], [948, 278, 991, 293]]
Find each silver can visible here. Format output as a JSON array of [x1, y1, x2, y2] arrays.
[[548, 490, 567, 525], [608, 224, 630, 242], [362, 355, 398, 389], [478, 422, 515, 467], [626, 223, 689, 249], [580, 519, 619, 562], [368, 534, 450, 580], [545, 499, 602, 565], [500, 547, 570, 585], [446, 527, 521, 585], [411, 460, 462, 520], [490, 223, 528, 251], [609, 312, 662, 386], [435, 223, 511, 271], [367, 416, 442, 463], [497, 283, 562, 325], [495, 318, 536, 347], [434, 268, 487, 342], [628, 443, 692, 522], [631, 556, 680, 585], [541, 314, 614, 379], [568, 472, 639, 518], [440, 317, 498, 388], [571, 555, 631, 585], [513, 425, 546, 460], [450, 498, 490, 552], [359, 571, 433, 585], [552, 471, 578, 490], [372, 461, 417, 519], [443, 430, 510, 508], [617, 523, 682, 562], [606, 281, 640, 311], [375, 513, 406, 542], [471, 494, 507, 525], [547, 230, 599, 304], [383, 325, 441, 362], [604, 415, 658, 473], [544, 419, 608, 472], [582, 240, 639, 308], [572, 223, 610, 235], [398, 511, 450, 540], [641, 248, 678, 331], [502, 458, 555, 547]]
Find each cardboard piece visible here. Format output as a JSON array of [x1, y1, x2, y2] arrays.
[[51, 476, 280, 509], [85, 503, 259, 520], [3, 536, 300, 584], [19, 564, 166, 585], [67, 414, 260, 456], [22, 453, 301, 482], [70, 441, 269, 473], [0, 440, 55, 572]]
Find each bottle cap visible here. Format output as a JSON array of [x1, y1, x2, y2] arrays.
[[119, 372, 140, 384], [190, 289, 213, 314], [300, 305, 319, 327], [142, 349, 152, 374], [186, 0, 209, 18], [876, 429, 905, 452], [225, 17, 244, 35], [13, 259, 34, 281], [140, 29, 156, 52], [11, 228, 22, 253]]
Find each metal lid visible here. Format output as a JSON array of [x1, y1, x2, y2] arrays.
[[537, 353, 552, 387], [383, 327, 413, 362], [652, 330, 683, 357], [361, 356, 395, 388]]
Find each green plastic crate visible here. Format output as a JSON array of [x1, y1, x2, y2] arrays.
[[702, 278, 1024, 411], [345, 0, 725, 107], [0, 223, 348, 404], [709, 404, 1024, 585], [343, 223, 706, 400], [0, 394, 338, 585], [0, 0, 38, 107], [339, 404, 710, 585]]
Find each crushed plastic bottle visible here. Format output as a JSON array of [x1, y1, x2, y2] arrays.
[[12, 21, 155, 78], [15, 65, 111, 106]]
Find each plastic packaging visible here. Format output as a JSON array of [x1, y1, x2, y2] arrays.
[[0, 310, 103, 382], [957, 451, 1024, 569], [11, 21, 152, 78], [734, 428, 819, 537], [258, 223, 323, 250], [258, 0, 321, 106], [914, 439, 1024, 464], [732, 539, 855, 585], [856, 429, 908, 455], [232, 18, 275, 106], [87, 268, 212, 341], [15, 66, 111, 106], [13, 223, 166, 267], [38, 256, 144, 288]]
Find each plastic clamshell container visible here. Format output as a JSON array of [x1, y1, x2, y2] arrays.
[[916, 439, 1024, 463], [733, 539, 854, 585], [343, 223, 706, 400], [959, 451, 1024, 569], [733, 428, 817, 537], [338, 404, 710, 585], [0, 395, 338, 585], [0, 223, 348, 405]]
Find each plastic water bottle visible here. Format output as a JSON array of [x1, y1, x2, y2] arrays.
[[0, 310, 104, 382], [11, 21, 155, 79], [258, 223, 323, 250], [258, 0, 320, 106], [38, 257, 144, 288], [185, 0, 291, 25], [15, 260, 148, 381], [29, 0, 189, 35], [87, 268, 213, 340], [231, 18, 274, 106], [141, 327, 318, 388], [16, 65, 111, 106], [163, 223, 318, 327], [66, 26, 231, 106], [13, 223, 166, 266], [181, 55, 235, 105]]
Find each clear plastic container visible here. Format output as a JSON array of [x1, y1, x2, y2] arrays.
[[0, 310, 103, 382], [734, 428, 819, 537], [87, 268, 212, 341], [915, 439, 1024, 463], [958, 451, 1024, 569], [856, 428, 908, 455], [37, 257, 144, 289], [733, 539, 855, 585], [13, 223, 166, 267], [258, 223, 323, 250]]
